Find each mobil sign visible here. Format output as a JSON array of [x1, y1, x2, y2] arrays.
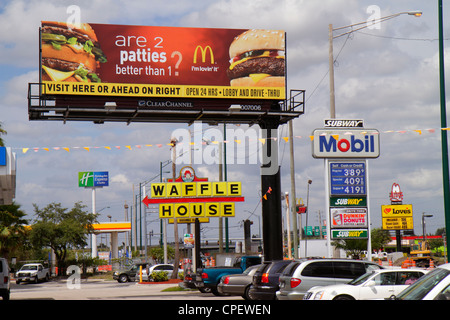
[[312, 128, 380, 158]]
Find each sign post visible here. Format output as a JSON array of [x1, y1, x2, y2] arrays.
[[382, 183, 413, 251], [79, 171, 109, 258], [313, 121, 379, 259]]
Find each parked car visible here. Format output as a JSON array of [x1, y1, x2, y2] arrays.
[[249, 260, 292, 300], [389, 263, 450, 300], [276, 258, 384, 300], [217, 264, 262, 299], [15, 263, 50, 284], [304, 268, 427, 300], [113, 263, 148, 283], [0, 258, 10, 300], [140, 264, 181, 281], [194, 255, 262, 296]]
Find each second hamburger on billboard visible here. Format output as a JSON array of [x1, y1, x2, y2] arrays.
[[40, 22, 286, 100]]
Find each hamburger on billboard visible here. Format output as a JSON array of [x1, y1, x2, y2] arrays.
[[40, 22, 286, 100]]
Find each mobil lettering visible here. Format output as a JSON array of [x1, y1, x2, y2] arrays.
[[320, 135, 375, 153], [312, 129, 380, 158]]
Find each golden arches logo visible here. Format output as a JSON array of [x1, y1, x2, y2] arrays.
[[193, 45, 214, 64]]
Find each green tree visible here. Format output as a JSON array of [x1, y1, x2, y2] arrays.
[[149, 246, 175, 263], [29, 202, 98, 275], [0, 202, 29, 259], [332, 239, 367, 259], [371, 228, 392, 251]]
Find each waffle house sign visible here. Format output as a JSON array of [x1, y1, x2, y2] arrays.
[[142, 166, 244, 219]]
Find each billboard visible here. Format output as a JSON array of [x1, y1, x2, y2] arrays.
[[78, 171, 109, 187], [40, 22, 286, 100]]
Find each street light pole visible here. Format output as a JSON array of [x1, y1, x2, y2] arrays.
[[328, 11, 422, 118], [328, 24, 336, 119], [422, 213, 433, 242], [438, 0, 450, 262]]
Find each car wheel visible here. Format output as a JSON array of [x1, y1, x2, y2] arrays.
[[211, 286, 229, 296], [333, 295, 355, 300], [1, 290, 10, 301], [242, 286, 253, 300], [198, 287, 211, 293], [118, 274, 129, 283]]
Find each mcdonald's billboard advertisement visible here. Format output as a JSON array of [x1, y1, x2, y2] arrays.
[[40, 22, 286, 100]]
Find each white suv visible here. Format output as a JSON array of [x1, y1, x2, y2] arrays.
[[0, 258, 10, 300], [276, 258, 383, 300]]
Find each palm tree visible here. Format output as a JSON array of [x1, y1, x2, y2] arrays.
[[0, 203, 29, 259], [0, 122, 6, 146]]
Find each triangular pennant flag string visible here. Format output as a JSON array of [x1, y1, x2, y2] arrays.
[[262, 186, 273, 201], [10, 126, 450, 156]]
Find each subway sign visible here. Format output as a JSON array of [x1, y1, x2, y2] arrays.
[[331, 229, 368, 240], [312, 128, 380, 158], [330, 197, 367, 207]]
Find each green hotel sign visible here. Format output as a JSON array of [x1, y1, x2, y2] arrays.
[[78, 171, 109, 187]]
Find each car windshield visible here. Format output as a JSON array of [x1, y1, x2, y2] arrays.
[[394, 268, 450, 300], [347, 271, 375, 286], [21, 265, 37, 271]]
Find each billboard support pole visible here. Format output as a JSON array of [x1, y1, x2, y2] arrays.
[[260, 117, 283, 261]]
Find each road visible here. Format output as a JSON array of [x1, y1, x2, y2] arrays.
[[10, 279, 240, 300]]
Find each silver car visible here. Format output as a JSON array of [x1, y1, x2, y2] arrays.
[[276, 258, 383, 300], [139, 264, 177, 281]]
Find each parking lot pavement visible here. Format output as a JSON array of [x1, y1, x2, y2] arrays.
[[10, 279, 240, 300]]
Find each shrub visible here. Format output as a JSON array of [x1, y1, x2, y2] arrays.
[[149, 271, 168, 282]]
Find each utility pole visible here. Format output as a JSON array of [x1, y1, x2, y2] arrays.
[[288, 119, 298, 258], [170, 138, 180, 279]]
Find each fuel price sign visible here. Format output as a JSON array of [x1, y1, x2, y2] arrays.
[[330, 162, 366, 195]]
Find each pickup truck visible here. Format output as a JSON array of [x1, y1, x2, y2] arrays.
[[195, 255, 262, 296], [16, 263, 50, 284]]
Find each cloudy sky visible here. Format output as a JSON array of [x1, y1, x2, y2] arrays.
[[1, 0, 449, 248]]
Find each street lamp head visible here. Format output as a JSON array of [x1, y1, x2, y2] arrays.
[[407, 11, 422, 17]]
